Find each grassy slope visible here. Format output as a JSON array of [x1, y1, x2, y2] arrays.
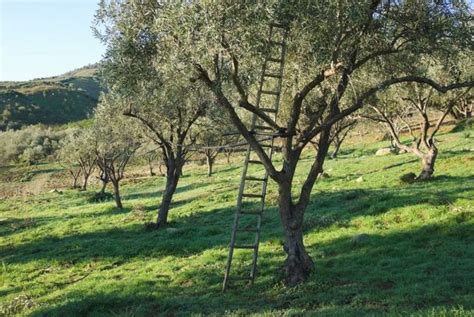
[[0, 67, 101, 130], [0, 129, 473, 316]]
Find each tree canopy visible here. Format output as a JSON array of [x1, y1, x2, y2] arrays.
[[95, 0, 473, 285]]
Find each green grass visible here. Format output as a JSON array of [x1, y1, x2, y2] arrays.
[[0, 129, 473, 316]]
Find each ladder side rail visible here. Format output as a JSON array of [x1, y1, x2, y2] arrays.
[[251, 27, 290, 282], [224, 23, 289, 291]]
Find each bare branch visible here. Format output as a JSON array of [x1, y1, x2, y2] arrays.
[[430, 88, 471, 141]]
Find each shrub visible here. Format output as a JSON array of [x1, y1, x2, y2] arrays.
[[400, 172, 417, 183], [88, 191, 114, 203], [0, 125, 70, 164]]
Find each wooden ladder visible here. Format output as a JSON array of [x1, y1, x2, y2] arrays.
[[223, 22, 289, 291]]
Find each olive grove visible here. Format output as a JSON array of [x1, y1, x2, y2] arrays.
[[96, 0, 473, 285]]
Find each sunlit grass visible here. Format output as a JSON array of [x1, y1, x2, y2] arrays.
[[0, 128, 473, 316]]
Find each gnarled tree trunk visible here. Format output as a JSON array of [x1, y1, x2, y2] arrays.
[[72, 178, 79, 189], [278, 180, 314, 285], [98, 168, 109, 194], [206, 155, 214, 177], [331, 138, 342, 159], [111, 180, 123, 209], [156, 160, 183, 226], [148, 158, 156, 176], [82, 173, 90, 191], [417, 147, 438, 180], [99, 180, 107, 194]]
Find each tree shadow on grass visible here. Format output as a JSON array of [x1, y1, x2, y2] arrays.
[[2, 174, 473, 316], [23, 219, 474, 316], [3, 175, 472, 266], [122, 190, 163, 201], [439, 148, 473, 159], [304, 175, 473, 223], [0, 206, 235, 265], [0, 216, 58, 238], [122, 182, 205, 201]]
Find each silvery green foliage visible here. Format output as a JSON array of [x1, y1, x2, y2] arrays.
[[0, 125, 68, 165], [92, 94, 141, 165]]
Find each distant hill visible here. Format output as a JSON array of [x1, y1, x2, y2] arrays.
[[0, 65, 103, 131]]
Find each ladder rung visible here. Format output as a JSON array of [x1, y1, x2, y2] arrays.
[[264, 72, 281, 78], [248, 160, 263, 165], [260, 107, 277, 113], [269, 22, 288, 29], [233, 244, 257, 249], [239, 210, 263, 216], [254, 125, 273, 131], [269, 40, 284, 46], [242, 193, 263, 199], [245, 176, 267, 182], [251, 131, 274, 136], [237, 227, 259, 232], [229, 275, 253, 281], [267, 57, 282, 63], [261, 90, 280, 96]]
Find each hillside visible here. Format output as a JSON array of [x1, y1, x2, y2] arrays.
[[0, 65, 102, 131], [0, 127, 472, 315]]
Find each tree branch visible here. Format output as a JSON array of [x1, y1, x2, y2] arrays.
[[194, 63, 280, 179]]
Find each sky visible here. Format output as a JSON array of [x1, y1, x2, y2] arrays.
[[0, 0, 105, 81]]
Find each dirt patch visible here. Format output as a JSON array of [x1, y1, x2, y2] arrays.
[[0, 168, 68, 199]]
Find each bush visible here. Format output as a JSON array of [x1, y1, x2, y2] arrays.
[[0, 125, 70, 165], [400, 172, 417, 183], [88, 191, 114, 203]]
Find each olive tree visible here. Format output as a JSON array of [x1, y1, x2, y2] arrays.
[[92, 95, 141, 209], [367, 83, 471, 180], [121, 83, 207, 225], [137, 143, 162, 177], [59, 129, 96, 190], [95, 4, 212, 226], [96, 0, 473, 285], [332, 118, 357, 159], [195, 110, 236, 177], [311, 117, 357, 159], [197, 127, 222, 177], [450, 94, 472, 120], [58, 143, 82, 189]]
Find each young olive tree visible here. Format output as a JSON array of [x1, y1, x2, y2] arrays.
[[331, 117, 357, 159], [92, 95, 141, 209], [59, 129, 96, 190], [312, 117, 357, 159], [222, 134, 243, 164], [197, 128, 222, 177], [450, 94, 472, 121], [58, 143, 82, 189], [123, 85, 208, 225], [96, 0, 473, 285], [195, 109, 236, 177], [95, 5, 211, 226], [137, 143, 162, 177], [368, 83, 471, 180]]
